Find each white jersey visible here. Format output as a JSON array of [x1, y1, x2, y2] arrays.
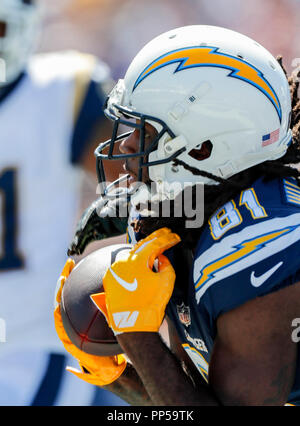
[[0, 51, 125, 406]]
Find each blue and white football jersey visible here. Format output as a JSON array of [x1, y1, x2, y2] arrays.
[[0, 51, 125, 406], [129, 176, 300, 405]]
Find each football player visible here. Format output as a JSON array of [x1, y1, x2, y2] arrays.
[[59, 25, 300, 405], [0, 0, 125, 406]]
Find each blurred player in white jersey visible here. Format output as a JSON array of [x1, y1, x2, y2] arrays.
[[0, 0, 125, 406]]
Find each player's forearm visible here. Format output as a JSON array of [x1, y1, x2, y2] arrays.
[[103, 362, 153, 406], [117, 332, 219, 406]]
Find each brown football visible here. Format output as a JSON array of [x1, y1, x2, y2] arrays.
[[60, 243, 132, 356]]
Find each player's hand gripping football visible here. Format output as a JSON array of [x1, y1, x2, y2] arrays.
[[54, 259, 127, 386], [91, 228, 181, 334]]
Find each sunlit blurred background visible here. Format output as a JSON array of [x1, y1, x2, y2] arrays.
[[38, 0, 300, 78]]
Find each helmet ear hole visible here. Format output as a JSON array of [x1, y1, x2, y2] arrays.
[[188, 140, 212, 161]]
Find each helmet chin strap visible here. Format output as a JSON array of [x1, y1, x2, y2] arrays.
[[128, 133, 187, 207], [130, 183, 178, 216], [148, 134, 188, 181], [129, 172, 193, 210]]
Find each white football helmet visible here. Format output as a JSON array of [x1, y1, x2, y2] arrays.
[[96, 25, 292, 202], [0, 0, 40, 85]]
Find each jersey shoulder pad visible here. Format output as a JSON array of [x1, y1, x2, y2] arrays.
[[281, 177, 300, 208], [27, 50, 110, 86], [193, 178, 300, 316]]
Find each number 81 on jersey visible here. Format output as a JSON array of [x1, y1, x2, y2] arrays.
[[209, 188, 268, 240]]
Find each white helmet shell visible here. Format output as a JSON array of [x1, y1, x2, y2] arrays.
[[116, 25, 292, 189], [0, 0, 41, 85]]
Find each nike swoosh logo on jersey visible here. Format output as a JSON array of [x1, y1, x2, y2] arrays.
[[250, 261, 283, 287], [109, 267, 138, 291]]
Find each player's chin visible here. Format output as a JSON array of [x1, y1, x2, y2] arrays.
[[126, 169, 138, 185], [124, 161, 149, 185], [129, 172, 150, 187]]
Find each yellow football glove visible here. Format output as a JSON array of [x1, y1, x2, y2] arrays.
[[54, 258, 127, 387], [91, 228, 181, 334]]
